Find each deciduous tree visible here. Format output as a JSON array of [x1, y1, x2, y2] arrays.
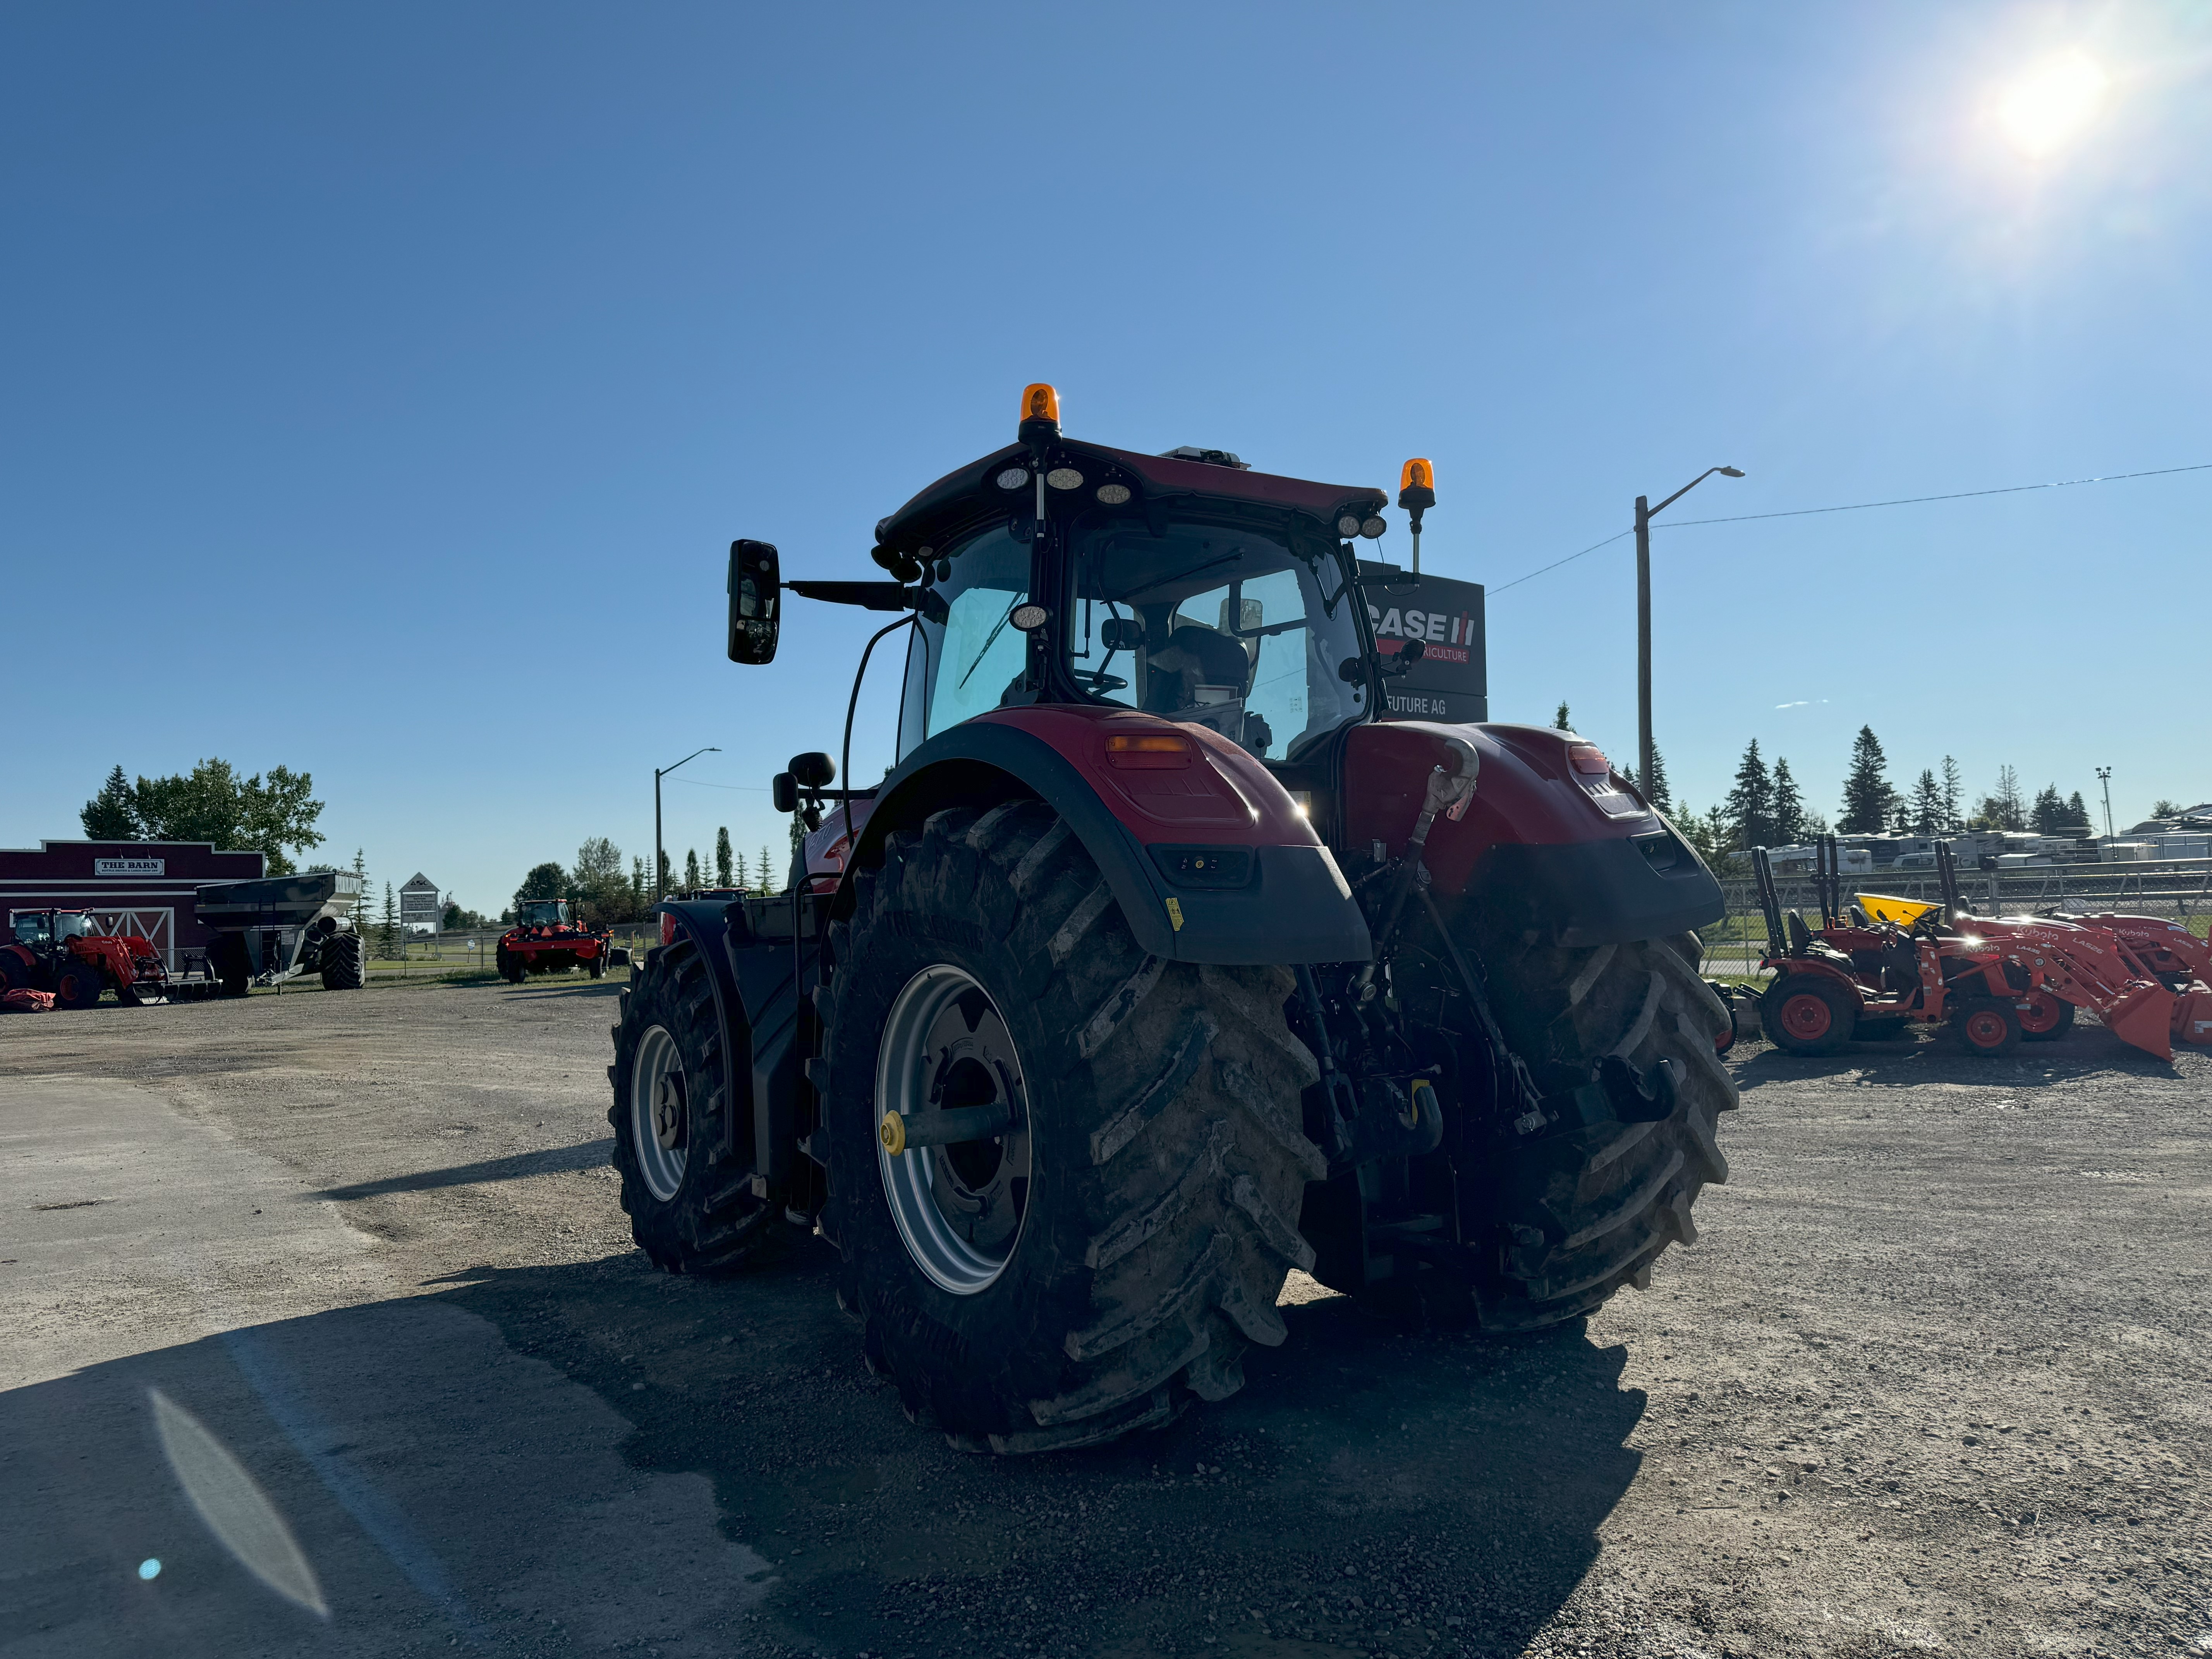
[[715, 827, 734, 888]]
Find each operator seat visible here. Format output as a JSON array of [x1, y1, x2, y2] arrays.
[[1141, 624, 1252, 715]]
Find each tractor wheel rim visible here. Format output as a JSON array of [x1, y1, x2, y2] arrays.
[[1966, 1010, 2006, 1047], [876, 963, 1032, 1297], [630, 1024, 687, 1202], [2019, 995, 2060, 1033], [1781, 993, 1831, 1040]]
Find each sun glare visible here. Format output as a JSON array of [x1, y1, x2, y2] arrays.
[[1997, 52, 2109, 156]]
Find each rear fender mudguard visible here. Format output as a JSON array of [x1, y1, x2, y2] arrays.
[[836, 707, 1371, 966], [1344, 721, 1723, 947]]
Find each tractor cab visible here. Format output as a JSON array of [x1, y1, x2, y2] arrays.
[[516, 900, 570, 930], [12, 910, 96, 950]]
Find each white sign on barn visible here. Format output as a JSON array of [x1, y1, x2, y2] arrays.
[[399, 873, 443, 933]]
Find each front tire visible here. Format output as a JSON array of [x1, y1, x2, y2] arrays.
[[1761, 975, 1857, 1055], [822, 802, 1324, 1454], [1954, 996, 2022, 1056], [52, 955, 106, 1009], [2018, 991, 2074, 1041], [608, 937, 777, 1272]]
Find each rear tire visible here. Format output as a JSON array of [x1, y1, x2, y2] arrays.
[[822, 801, 1324, 1453], [52, 956, 106, 1009], [2018, 991, 2074, 1041], [589, 946, 606, 979], [1454, 936, 1737, 1331], [1954, 996, 2022, 1056], [320, 932, 366, 991], [608, 936, 778, 1272], [0, 950, 35, 995], [1760, 975, 1857, 1055]]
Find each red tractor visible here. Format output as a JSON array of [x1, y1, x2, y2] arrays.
[[0, 910, 168, 1008], [498, 900, 612, 983], [609, 384, 1737, 1452]]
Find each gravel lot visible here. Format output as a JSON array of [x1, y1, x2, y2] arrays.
[[3, 976, 2208, 1659]]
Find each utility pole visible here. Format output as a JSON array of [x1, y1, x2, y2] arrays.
[[1635, 466, 1745, 792], [655, 747, 720, 900], [2096, 766, 2114, 840]]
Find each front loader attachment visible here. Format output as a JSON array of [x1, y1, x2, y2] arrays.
[[2103, 981, 2178, 1061]]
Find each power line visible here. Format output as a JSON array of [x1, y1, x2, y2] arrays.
[[1488, 460, 2212, 597], [669, 776, 768, 793]]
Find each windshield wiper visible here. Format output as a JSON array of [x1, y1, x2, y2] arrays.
[[957, 593, 1025, 689]]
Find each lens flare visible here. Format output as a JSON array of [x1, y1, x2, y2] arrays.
[[1997, 52, 2109, 157]]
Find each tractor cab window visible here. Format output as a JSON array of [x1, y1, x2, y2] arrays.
[[1063, 517, 1367, 759], [518, 901, 567, 927], [13, 914, 53, 946], [56, 913, 96, 941], [897, 526, 1032, 758]]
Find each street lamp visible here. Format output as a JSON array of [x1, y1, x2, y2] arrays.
[[1636, 466, 1745, 795], [655, 747, 720, 899], [2096, 766, 2114, 840]]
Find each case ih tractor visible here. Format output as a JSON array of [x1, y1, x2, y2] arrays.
[[0, 910, 168, 1007], [609, 385, 1736, 1452], [498, 901, 612, 983]]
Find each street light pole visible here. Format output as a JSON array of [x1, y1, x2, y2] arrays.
[[2096, 766, 2114, 840], [654, 746, 721, 900], [1634, 465, 1745, 793]]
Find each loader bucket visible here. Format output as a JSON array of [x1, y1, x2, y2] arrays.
[[1858, 893, 1942, 928], [2103, 982, 2176, 1061]]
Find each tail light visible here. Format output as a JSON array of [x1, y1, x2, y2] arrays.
[[659, 912, 677, 946], [1105, 732, 1194, 769], [1567, 743, 1611, 776]]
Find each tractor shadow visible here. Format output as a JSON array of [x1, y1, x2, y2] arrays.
[[423, 1248, 1645, 1659], [1729, 1018, 2179, 1092]]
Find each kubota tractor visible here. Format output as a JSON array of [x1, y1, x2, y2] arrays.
[[498, 901, 611, 983], [609, 385, 1736, 1452], [0, 910, 168, 1008]]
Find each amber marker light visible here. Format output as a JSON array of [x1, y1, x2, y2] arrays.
[[1020, 383, 1060, 428], [1399, 458, 1435, 503], [1104, 732, 1194, 769]]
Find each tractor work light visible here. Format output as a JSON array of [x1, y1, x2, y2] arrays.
[[1336, 514, 1364, 538], [1359, 516, 1387, 539], [1046, 468, 1084, 491], [1010, 604, 1049, 632], [1104, 732, 1194, 769], [1096, 483, 1131, 505], [996, 467, 1030, 491]]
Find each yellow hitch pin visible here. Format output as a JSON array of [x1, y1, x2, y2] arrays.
[[879, 1112, 907, 1156]]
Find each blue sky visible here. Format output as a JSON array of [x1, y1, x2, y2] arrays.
[[5, 2, 2207, 911]]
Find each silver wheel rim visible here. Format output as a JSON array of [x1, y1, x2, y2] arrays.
[[630, 1024, 687, 1202], [876, 964, 1032, 1296]]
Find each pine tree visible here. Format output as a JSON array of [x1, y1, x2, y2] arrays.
[[1839, 726, 1897, 834], [734, 850, 750, 892], [715, 827, 733, 887], [2030, 784, 2067, 834], [1634, 746, 1673, 814], [1725, 739, 1778, 850], [1771, 758, 1805, 845], [1906, 769, 1944, 835], [379, 881, 401, 959], [630, 855, 648, 908], [351, 848, 369, 929], [1940, 756, 1964, 834], [81, 765, 141, 839], [788, 816, 806, 867], [2065, 790, 2092, 830], [759, 844, 776, 895], [1973, 765, 2025, 832], [683, 848, 701, 892], [1553, 701, 1573, 732]]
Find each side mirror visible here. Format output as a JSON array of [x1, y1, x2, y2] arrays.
[[790, 752, 836, 790], [728, 540, 780, 664], [1101, 618, 1145, 651], [771, 773, 797, 814]]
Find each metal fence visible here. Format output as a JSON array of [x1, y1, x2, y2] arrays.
[[1697, 857, 2212, 980], [364, 922, 662, 980]]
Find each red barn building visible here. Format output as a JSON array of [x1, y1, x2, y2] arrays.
[[0, 840, 268, 969]]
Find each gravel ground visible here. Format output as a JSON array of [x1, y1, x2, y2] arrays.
[[2, 975, 2208, 1659]]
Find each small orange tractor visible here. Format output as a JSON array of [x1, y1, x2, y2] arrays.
[[2044, 908, 2212, 1051], [1751, 839, 2177, 1058], [0, 910, 168, 1008], [497, 900, 613, 983]]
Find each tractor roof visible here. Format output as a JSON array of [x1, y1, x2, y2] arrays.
[[873, 440, 1387, 557]]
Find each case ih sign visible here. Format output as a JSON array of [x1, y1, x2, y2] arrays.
[[1368, 572, 1488, 724], [1, 840, 266, 969]]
